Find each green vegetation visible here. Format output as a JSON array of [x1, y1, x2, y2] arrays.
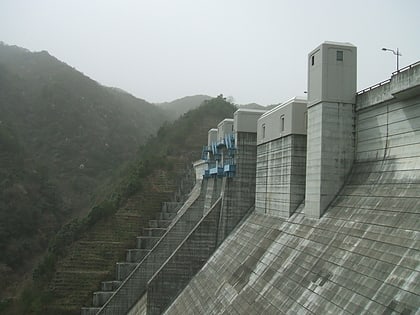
[[0, 121, 62, 273], [143, 95, 236, 159], [0, 42, 170, 303], [0, 42, 170, 212], [0, 41, 236, 314], [10, 96, 235, 315]]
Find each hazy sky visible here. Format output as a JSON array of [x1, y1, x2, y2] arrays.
[[1, 0, 419, 105]]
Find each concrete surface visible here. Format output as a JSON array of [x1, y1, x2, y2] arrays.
[[164, 63, 420, 315]]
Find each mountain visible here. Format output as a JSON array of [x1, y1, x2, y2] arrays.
[[0, 42, 170, 211], [156, 95, 212, 120], [237, 102, 265, 110], [0, 95, 236, 315], [0, 42, 170, 300]]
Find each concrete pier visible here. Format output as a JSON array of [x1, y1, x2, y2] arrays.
[[255, 98, 307, 218], [305, 42, 357, 218]]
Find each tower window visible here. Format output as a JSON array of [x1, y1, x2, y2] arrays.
[[311, 55, 315, 66], [281, 115, 285, 132], [262, 124, 266, 139], [336, 50, 343, 61]]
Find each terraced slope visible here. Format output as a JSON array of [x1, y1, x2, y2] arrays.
[[47, 168, 185, 315], [80, 200, 182, 314]]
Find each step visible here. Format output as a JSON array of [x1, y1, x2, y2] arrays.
[[81, 307, 101, 315], [126, 249, 150, 262], [116, 262, 137, 281], [143, 227, 167, 237], [92, 291, 114, 307], [148, 219, 172, 228], [50, 270, 109, 298], [101, 280, 122, 291], [161, 202, 182, 213], [159, 211, 177, 220], [136, 236, 161, 249]]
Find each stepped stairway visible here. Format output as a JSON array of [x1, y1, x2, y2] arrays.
[[86, 177, 223, 315], [47, 164, 194, 315], [49, 210, 146, 312], [78, 165, 194, 315], [80, 201, 182, 315]]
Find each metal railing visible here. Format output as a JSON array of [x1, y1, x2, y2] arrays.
[[97, 179, 205, 315], [391, 60, 420, 76], [357, 60, 420, 95], [357, 78, 391, 95]]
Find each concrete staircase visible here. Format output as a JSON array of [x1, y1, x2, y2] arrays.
[[47, 163, 194, 315], [74, 163, 195, 315], [80, 201, 182, 315], [49, 211, 144, 313]]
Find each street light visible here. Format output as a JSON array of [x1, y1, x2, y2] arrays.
[[382, 47, 402, 71]]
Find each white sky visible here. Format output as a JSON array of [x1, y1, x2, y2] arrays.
[[0, 0, 419, 105]]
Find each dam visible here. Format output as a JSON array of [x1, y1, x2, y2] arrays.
[[82, 41, 420, 314]]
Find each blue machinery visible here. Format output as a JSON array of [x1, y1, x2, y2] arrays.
[[202, 133, 236, 178]]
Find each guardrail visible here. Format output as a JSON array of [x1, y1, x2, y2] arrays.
[[357, 60, 420, 95], [391, 61, 420, 76], [357, 78, 391, 95]]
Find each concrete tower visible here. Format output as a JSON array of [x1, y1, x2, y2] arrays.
[[305, 41, 357, 218], [255, 97, 307, 218]]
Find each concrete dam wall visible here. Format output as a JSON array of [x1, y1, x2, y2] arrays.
[[82, 42, 419, 314], [163, 50, 420, 313]]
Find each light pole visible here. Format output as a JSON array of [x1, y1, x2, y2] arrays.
[[382, 47, 402, 71]]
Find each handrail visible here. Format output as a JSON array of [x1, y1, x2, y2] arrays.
[[357, 79, 391, 95], [148, 196, 222, 282], [392, 60, 420, 76], [357, 60, 420, 95], [97, 179, 204, 315]]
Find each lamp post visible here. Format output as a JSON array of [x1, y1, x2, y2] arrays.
[[382, 47, 402, 71]]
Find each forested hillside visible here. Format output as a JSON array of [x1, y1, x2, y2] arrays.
[[1, 95, 236, 315], [0, 43, 170, 301], [0, 122, 62, 294], [0, 43, 170, 210]]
